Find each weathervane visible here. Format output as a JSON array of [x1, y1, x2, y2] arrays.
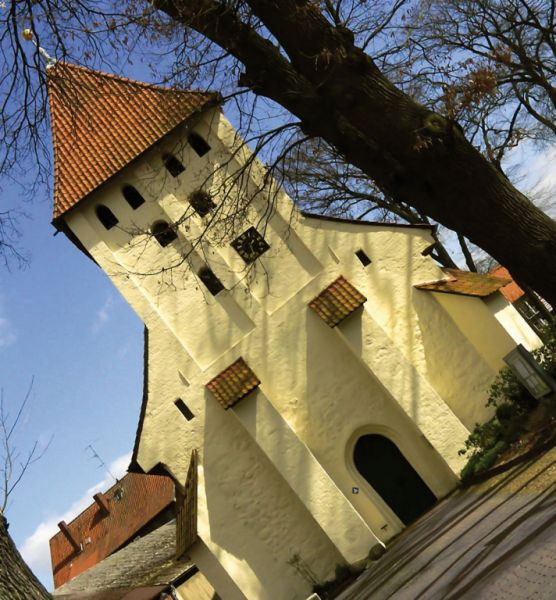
[[22, 28, 56, 68]]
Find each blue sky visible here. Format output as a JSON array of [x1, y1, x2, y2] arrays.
[[0, 55, 555, 590], [0, 182, 143, 586]]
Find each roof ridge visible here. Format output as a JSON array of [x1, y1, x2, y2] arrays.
[[48, 61, 207, 96], [301, 211, 434, 230], [416, 269, 511, 297], [442, 267, 511, 284]]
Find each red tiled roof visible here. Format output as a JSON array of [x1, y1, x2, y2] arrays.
[[415, 268, 510, 297], [206, 358, 260, 409], [47, 62, 219, 219], [309, 276, 367, 327], [489, 265, 525, 303], [49, 472, 174, 589]]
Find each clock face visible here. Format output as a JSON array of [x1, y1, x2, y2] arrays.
[[231, 227, 270, 263]]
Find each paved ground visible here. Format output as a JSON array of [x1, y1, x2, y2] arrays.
[[338, 446, 556, 600]]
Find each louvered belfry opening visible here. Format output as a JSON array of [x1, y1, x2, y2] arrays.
[[151, 221, 178, 247], [189, 190, 216, 217]]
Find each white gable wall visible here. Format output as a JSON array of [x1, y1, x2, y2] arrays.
[[484, 292, 542, 350]]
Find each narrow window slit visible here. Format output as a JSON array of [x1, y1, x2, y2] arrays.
[[198, 267, 225, 296], [96, 205, 118, 230], [355, 249, 372, 267], [163, 153, 185, 177], [188, 133, 211, 157], [151, 220, 178, 247], [175, 399, 194, 421], [122, 185, 145, 209]]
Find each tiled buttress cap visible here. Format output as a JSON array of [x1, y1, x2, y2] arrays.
[[206, 358, 260, 409], [415, 268, 510, 297], [47, 62, 219, 219], [309, 276, 367, 327]]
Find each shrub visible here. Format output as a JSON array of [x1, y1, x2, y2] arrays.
[[461, 440, 508, 481], [533, 324, 556, 377], [459, 322, 555, 480], [313, 562, 363, 597], [486, 366, 537, 413], [495, 403, 516, 422], [458, 417, 502, 457]]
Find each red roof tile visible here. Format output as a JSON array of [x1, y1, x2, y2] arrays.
[[49, 472, 174, 589], [415, 268, 510, 297], [489, 265, 525, 303], [206, 358, 260, 409], [47, 63, 219, 219], [309, 276, 367, 327]]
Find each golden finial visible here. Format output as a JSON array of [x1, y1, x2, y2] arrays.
[[22, 28, 56, 68]]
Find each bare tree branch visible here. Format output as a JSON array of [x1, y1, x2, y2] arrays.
[[0, 379, 52, 513]]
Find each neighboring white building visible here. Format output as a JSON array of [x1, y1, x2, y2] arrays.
[[47, 62, 542, 600]]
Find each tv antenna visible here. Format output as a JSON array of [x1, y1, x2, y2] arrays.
[[85, 443, 118, 483]]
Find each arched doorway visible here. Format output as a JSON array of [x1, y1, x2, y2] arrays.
[[353, 434, 436, 525]]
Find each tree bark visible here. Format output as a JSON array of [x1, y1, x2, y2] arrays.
[[156, 0, 556, 306], [0, 514, 51, 599]]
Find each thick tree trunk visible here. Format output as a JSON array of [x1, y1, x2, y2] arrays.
[[0, 514, 51, 599], [157, 0, 556, 306]]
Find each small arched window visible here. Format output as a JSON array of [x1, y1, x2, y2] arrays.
[[188, 133, 211, 157], [96, 205, 119, 230], [198, 267, 225, 296], [122, 185, 145, 210], [189, 190, 216, 217], [151, 220, 178, 247], [162, 153, 185, 177]]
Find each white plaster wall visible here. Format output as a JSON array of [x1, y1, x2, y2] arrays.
[[119, 237, 462, 590], [409, 291, 499, 429], [62, 104, 525, 600], [150, 270, 463, 542], [175, 567, 221, 600], [233, 390, 380, 562], [188, 540, 247, 600], [485, 293, 542, 351], [137, 323, 346, 600], [431, 292, 516, 373], [291, 218, 502, 433]]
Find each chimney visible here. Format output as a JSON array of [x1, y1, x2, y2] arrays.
[[93, 492, 110, 516], [58, 521, 81, 553]]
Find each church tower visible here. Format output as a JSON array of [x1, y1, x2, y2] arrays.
[[48, 63, 539, 600]]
